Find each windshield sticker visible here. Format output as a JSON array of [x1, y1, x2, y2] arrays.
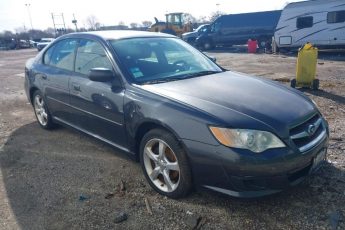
[[130, 67, 144, 78]]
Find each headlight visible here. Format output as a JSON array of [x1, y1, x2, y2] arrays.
[[209, 127, 285, 153]]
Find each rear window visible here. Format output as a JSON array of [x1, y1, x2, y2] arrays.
[[43, 45, 54, 64], [297, 16, 313, 29], [327, 11, 345, 23], [49, 39, 78, 71]]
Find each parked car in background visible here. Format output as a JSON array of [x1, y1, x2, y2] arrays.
[[182, 24, 210, 45], [29, 40, 37, 48], [37, 38, 54, 51], [18, 40, 31, 49], [25, 31, 328, 199], [274, 0, 345, 51], [196, 11, 282, 50], [0, 38, 25, 50]]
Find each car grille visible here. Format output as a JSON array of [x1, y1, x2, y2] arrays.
[[289, 113, 327, 152]]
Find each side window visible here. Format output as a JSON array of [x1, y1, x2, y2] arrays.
[[50, 39, 78, 71], [43, 45, 54, 65], [327, 11, 345, 24], [212, 22, 221, 32], [297, 16, 313, 29], [75, 39, 113, 75]]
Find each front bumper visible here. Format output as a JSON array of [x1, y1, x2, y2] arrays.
[[183, 133, 329, 198]]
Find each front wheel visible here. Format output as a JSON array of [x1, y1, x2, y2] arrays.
[[32, 90, 55, 129], [312, 79, 319, 90], [140, 129, 192, 199]]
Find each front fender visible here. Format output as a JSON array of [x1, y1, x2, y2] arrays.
[[123, 86, 222, 154]]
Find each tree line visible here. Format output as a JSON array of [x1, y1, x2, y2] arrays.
[[0, 11, 224, 47]]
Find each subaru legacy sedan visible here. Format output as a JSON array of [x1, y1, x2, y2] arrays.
[[24, 31, 329, 198]]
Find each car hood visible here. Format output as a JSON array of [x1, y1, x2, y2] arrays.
[[140, 71, 316, 137]]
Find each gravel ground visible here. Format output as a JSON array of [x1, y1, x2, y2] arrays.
[[0, 48, 344, 230]]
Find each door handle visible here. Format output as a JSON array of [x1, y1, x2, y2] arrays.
[[73, 84, 81, 91], [41, 74, 47, 80]]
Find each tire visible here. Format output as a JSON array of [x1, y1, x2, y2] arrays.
[[312, 79, 319, 90], [291, 79, 297, 88], [202, 41, 213, 51], [32, 90, 55, 129], [139, 129, 192, 199], [260, 38, 272, 53]]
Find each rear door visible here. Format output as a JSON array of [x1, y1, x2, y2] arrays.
[[69, 38, 127, 147], [40, 38, 78, 122]]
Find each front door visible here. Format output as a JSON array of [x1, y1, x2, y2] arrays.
[[69, 38, 127, 148]]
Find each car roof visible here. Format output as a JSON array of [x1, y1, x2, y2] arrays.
[[64, 30, 177, 40]]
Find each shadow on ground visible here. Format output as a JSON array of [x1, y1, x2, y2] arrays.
[[0, 122, 344, 229], [301, 88, 345, 105]]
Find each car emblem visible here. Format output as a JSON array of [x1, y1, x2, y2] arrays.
[[307, 124, 316, 136]]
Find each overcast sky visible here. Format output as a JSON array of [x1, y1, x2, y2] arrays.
[[0, 0, 304, 32]]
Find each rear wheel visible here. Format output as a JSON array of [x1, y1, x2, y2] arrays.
[[140, 129, 192, 199], [291, 79, 297, 88], [32, 90, 55, 129], [201, 40, 214, 51], [312, 79, 319, 90]]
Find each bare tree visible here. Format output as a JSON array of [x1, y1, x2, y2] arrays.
[[45, 27, 56, 35], [142, 20, 153, 28], [183, 13, 197, 24], [209, 11, 226, 22], [130, 22, 139, 29], [15, 27, 27, 34], [1, 30, 14, 38], [86, 15, 100, 30], [197, 16, 209, 23]]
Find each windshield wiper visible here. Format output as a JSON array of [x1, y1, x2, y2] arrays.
[[142, 70, 222, 85], [143, 77, 186, 84], [180, 70, 222, 79]]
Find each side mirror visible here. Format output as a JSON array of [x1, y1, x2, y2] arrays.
[[89, 68, 114, 82]]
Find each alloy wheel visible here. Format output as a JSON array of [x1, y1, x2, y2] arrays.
[[34, 94, 48, 126], [143, 138, 180, 193]]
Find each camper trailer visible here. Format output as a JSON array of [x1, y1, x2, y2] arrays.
[[275, 0, 345, 50]]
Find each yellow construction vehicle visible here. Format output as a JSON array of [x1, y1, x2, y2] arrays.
[[150, 13, 193, 37]]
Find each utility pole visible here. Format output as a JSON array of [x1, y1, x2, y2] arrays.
[[25, 3, 33, 30], [51, 13, 66, 37], [216, 3, 220, 12], [72, 14, 78, 32], [51, 13, 57, 37]]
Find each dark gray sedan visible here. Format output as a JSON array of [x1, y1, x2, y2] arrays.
[[24, 31, 329, 198]]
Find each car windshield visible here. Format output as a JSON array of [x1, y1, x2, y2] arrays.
[[110, 37, 222, 84], [196, 25, 209, 32]]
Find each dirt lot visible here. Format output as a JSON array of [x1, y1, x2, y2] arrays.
[[0, 48, 344, 230]]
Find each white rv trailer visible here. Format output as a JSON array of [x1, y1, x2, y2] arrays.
[[274, 0, 345, 50]]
